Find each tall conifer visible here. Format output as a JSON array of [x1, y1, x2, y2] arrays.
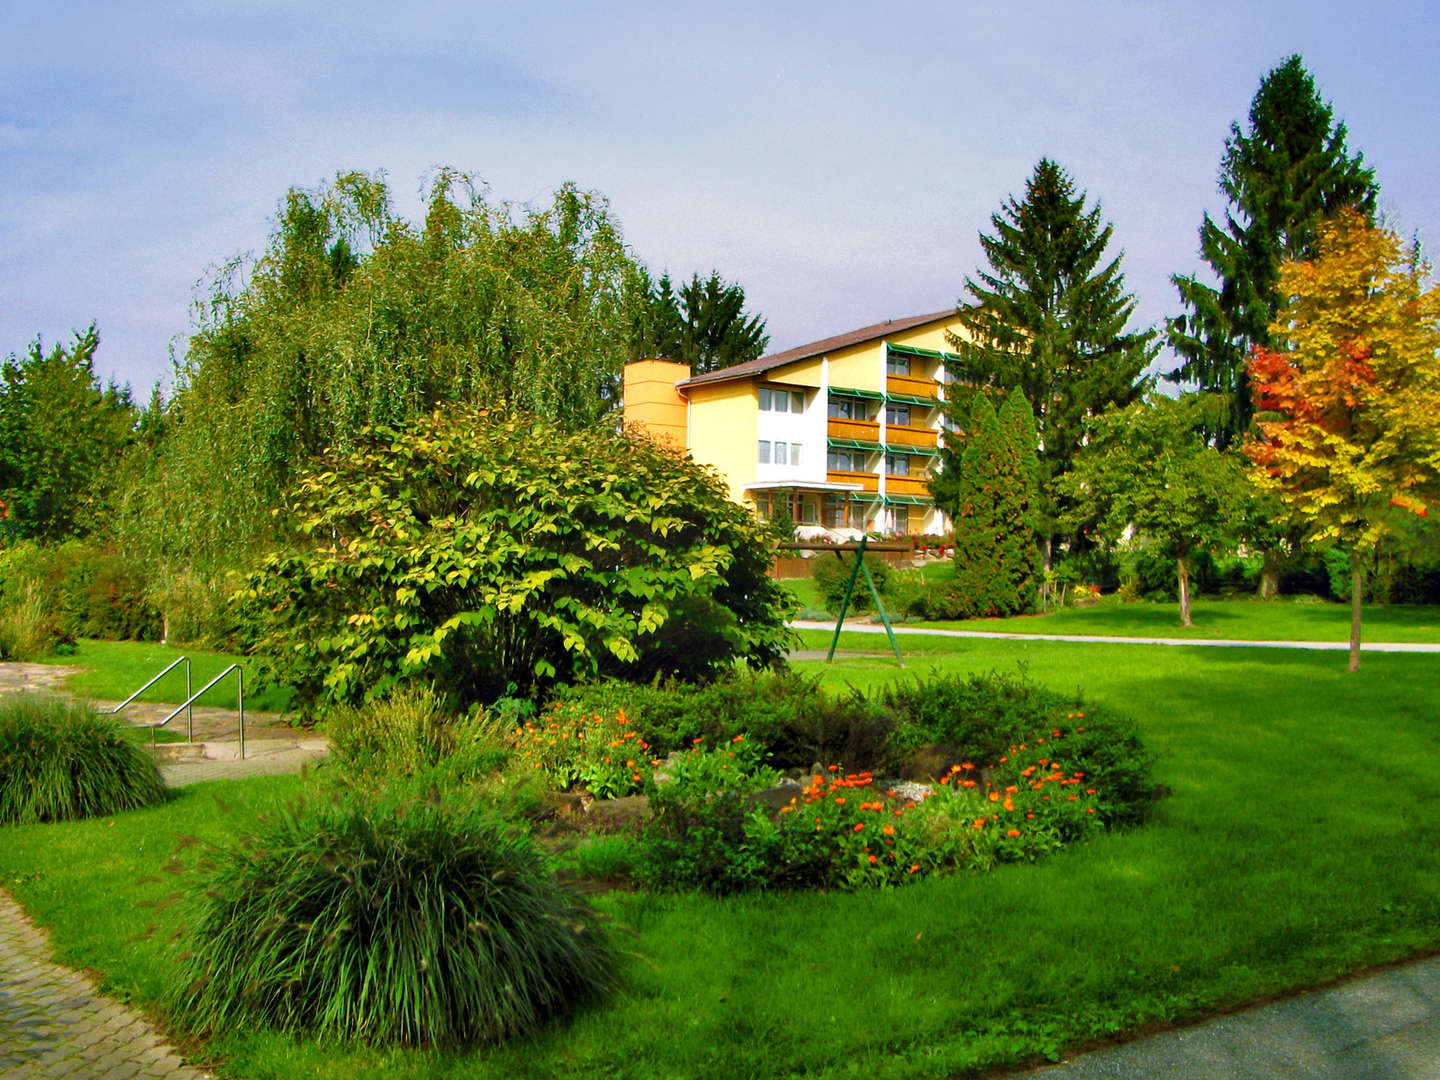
[[1169, 55, 1377, 444], [944, 158, 1154, 568]]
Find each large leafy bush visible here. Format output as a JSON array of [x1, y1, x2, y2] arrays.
[[173, 792, 611, 1045], [0, 695, 165, 823], [239, 407, 794, 715]]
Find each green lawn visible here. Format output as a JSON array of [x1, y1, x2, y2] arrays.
[[36, 639, 293, 713], [3, 635, 1440, 1078]]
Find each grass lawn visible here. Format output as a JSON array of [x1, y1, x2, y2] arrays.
[[3, 635, 1440, 1078], [35, 639, 293, 713]]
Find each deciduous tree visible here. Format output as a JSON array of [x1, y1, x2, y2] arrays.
[[1246, 211, 1440, 670], [1063, 394, 1251, 627]]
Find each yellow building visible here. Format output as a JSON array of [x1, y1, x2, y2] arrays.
[[623, 309, 959, 535]]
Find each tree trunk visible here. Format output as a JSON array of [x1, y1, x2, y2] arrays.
[[1258, 546, 1282, 599], [1177, 555, 1192, 628], [1349, 559, 1364, 673]]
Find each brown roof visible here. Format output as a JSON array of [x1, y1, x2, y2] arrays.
[[678, 309, 955, 390]]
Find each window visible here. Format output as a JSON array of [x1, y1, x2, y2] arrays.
[[827, 449, 865, 473], [791, 443, 803, 466], [885, 402, 911, 427], [892, 506, 910, 534], [773, 442, 788, 466], [828, 396, 866, 420], [886, 353, 911, 376], [886, 453, 910, 476], [824, 494, 865, 530], [799, 496, 819, 525], [759, 387, 805, 413], [758, 440, 771, 464]]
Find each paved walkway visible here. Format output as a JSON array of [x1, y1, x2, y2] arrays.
[[0, 888, 210, 1080], [792, 619, 1440, 653], [1011, 955, 1440, 1079]]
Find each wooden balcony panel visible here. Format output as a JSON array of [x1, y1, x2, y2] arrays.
[[885, 425, 938, 449], [827, 418, 880, 441], [884, 475, 933, 496], [826, 470, 879, 492], [886, 373, 942, 399]]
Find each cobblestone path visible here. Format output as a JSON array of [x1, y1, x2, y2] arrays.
[[0, 888, 210, 1080]]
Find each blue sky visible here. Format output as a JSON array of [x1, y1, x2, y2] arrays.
[[3, 1, 1437, 392]]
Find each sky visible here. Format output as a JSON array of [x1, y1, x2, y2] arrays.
[[3, 0, 1438, 394]]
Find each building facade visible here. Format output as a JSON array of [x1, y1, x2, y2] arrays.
[[623, 310, 959, 535]]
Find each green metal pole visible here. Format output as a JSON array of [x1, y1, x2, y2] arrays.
[[860, 555, 904, 665]]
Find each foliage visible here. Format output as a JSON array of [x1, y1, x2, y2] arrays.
[[117, 171, 649, 574], [551, 671, 895, 771], [809, 549, 893, 615], [0, 539, 162, 643], [944, 392, 1039, 617], [632, 270, 769, 375], [1170, 55, 1378, 444], [325, 686, 512, 787], [1247, 213, 1440, 667], [514, 704, 655, 799], [239, 406, 794, 716], [0, 324, 137, 541], [0, 695, 164, 824], [1062, 394, 1254, 626], [0, 580, 64, 660], [172, 791, 612, 1046], [943, 158, 1156, 562]]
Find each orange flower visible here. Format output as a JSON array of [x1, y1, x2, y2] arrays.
[[853, 823, 864, 833], [835, 797, 846, 805], [972, 818, 986, 830], [731, 734, 744, 743], [868, 854, 878, 864], [1086, 789, 1096, 795], [882, 824, 895, 836], [988, 791, 1000, 803], [827, 764, 839, 772], [1006, 829, 1020, 837], [1086, 808, 1096, 815], [625, 760, 634, 767], [780, 806, 792, 814], [909, 864, 920, 874], [1005, 785, 1018, 794], [692, 737, 704, 745]]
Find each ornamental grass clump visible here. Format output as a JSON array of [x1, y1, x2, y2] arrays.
[[0, 695, 165, 824], [173, 792, 613, 1046]]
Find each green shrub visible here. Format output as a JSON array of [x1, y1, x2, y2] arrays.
[[554, 672, 895, 771], [325, 686, 511, 786], [172, 792, 613, 1046], [0, 580, 65, 660], [0, 695, 165, 823], [0, 539, 160, 644], [811, 551, 892, 615], [237, 407, 795, 716]]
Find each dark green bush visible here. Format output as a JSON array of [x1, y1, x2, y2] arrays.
[[0, 539, 161, 644], [811, 551, 893, 615], [0, 695, 165, 823], [173, 792, 612, 1046]]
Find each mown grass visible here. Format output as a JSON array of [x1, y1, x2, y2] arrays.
[[36, 638, 293, 712], [2, 637, 1439, 1078]]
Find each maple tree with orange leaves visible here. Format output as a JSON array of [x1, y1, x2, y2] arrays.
[[1247, 210, 1440, 670]]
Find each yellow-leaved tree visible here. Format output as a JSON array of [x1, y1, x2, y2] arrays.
[[1247, 210, 1440, 671]]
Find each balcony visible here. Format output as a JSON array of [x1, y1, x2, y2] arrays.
[[827, 418, 880, 443], [884, 425, 938, 450], [884, 475, 932, 497], [886, 373, 941, 401], [826, 470, 879, 492]]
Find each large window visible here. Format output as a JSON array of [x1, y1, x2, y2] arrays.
[[757, 440, 771, 464], [885, 402, 911, 427], [827, 448, 866, 473], [760, 387, 805, 413], [824, 494, 865, 529], [885, 453, 910, 476], [891, 505, 910, 534], [886, 353, 911, 376]]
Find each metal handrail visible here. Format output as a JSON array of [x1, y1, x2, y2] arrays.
[[110, 656, 193, 740], [157, 665, 246, 760]]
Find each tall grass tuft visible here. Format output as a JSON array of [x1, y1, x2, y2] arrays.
[[0, 694, 166, 824], [0, 580, 60, 660], [325, 685, 511, 785], [172, 791, 614, 1046]]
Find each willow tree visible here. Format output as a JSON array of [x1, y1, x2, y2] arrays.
[[119, 170, 648, 572]]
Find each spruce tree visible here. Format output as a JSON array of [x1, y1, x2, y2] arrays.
[[944, 158, 1154, 569], [634, 270, 769, 374], [1168, 54, 1377, 444]]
